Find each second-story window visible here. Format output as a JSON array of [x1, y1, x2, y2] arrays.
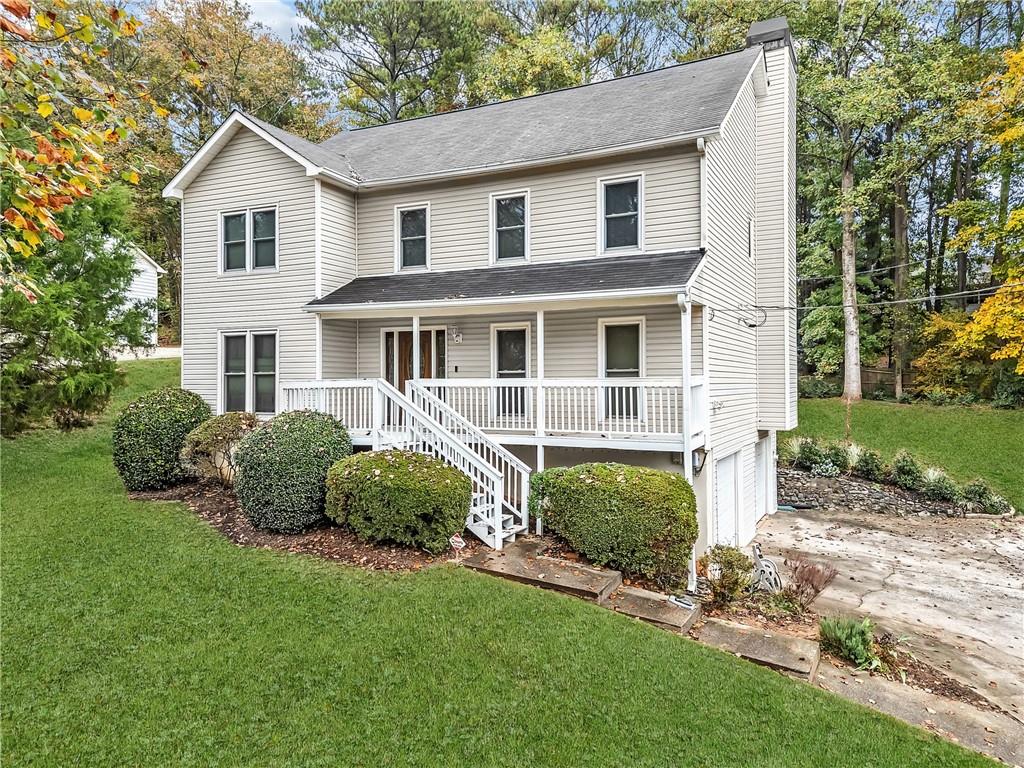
[[397, 204, 428, 270], [600, 176, 642, 252], [492, 192, 528, 262], [221, 207, 277, 273]]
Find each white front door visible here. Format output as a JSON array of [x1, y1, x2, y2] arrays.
[[715, 451, 739, 545]]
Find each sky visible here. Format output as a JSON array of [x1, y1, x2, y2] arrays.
[[244, 0, 301, 40]]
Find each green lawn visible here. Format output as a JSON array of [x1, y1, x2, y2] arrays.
[[787, 398, 1024, 511], [1, 360, 994, 766]]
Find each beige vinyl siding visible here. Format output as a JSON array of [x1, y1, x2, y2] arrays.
[[691, 304, 704, 375], [321, 318, 357, 377], [355, 147, 700, 276], [180, 126, 317, 411], [319, 181, 357, 296], [693, 72, 759, 458], [755, 45, 798, 430], [338, 305, 682, 380]]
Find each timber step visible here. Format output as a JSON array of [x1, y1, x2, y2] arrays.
[[606, 586, 701, 633], [463, 539, 622, 601], [694, 618, 821, 681]]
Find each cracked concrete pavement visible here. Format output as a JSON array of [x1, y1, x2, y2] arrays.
[[756, 508, 1024, 723]]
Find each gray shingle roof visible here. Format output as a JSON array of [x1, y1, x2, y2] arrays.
[[306, 250, 703, 309], [316, 47, 761, 183], [242, 113, 359, 180]]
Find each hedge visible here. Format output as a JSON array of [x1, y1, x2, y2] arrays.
[[326, 450, 471, 554], [530, 462, 698, 586], [234, 410, 352, 532], [112, 388, 211, 490]]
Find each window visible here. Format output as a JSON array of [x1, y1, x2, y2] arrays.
[[221, 207, 277, 272], [491, 191, 528, 262], [221, 330, 277, 414], [599, 176, 643, 252], [600, 318, 644, 419], [396, 204, 429, 270]]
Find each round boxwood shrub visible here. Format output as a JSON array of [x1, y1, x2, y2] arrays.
[[181, 411, 260, 487], [888, 450, 924, 491], [234, 410, 352, 532], [112, 388, 211, 490], [529, 462, 698, 586], [326, 450, 471, 554]]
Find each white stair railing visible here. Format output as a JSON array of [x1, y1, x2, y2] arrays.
[[407, 380, 530, 539], [371, 379, 511, 549]]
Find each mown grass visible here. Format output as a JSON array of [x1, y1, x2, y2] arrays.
[[787, 398, 1023, 511], [1, 360, 995, 766]]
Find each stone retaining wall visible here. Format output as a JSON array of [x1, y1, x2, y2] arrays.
[[777, 467, 960, 517]]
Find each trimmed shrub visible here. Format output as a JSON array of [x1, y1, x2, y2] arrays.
[[819, 616, 880, 670], [697, 545, 752, 606], [921, 467, 960, 502], [530, 463, 698, 586], [326, 450, 471, 554], [234, 410, 352, 532], [851, 446, 885, 482], [888, 450, 924, 491], [823, 443, 850, 473], [793, 438, 825, 471], [112, 388, 211, 491], [181, 412, 260, 486]]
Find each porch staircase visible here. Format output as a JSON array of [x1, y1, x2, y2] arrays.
[[358, 379, 530, 549]]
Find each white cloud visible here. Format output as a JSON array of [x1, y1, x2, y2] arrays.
[[244, 0, 302, 41]]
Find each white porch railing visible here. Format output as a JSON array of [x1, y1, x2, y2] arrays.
[[281, 379, 376, 434], [416, 378, 700, 440]]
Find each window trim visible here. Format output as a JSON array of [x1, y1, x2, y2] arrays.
[[490, 322, 532, 379], [489, 189, 531, 264], [217, 328, 279, 416], [218, 205, 280, 275], [596, 173, 645, 256], [597, 316, 646, 379], [393, 202, 431, 272], [377, 324, 448, 384]]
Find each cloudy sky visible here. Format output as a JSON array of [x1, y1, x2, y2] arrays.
[[245, 0, 302, 40]]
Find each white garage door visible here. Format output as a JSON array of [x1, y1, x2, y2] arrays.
[[715, 451, 739, 545]]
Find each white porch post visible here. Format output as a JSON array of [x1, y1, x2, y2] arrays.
[[410, 314, 421, 395], [535, 309, 545, 535], [678, 293, 697, 592]]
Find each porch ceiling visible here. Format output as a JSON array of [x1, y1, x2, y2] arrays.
[[305, 250, 703, 317]]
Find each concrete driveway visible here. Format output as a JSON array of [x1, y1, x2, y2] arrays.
[[756, 507, 1024, 721]]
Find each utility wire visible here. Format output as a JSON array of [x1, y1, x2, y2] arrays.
[[799, 256, 932, 282]]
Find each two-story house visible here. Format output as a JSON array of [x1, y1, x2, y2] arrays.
[[163, 18, 798, 555]]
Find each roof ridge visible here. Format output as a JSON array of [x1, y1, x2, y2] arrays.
[[320, 45, 755, 145]]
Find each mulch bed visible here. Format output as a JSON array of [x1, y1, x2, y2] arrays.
[[131, 481, 483, 571]]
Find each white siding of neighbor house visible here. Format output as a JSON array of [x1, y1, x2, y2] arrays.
[[180, 126, 317, 411], [341, 305, 684, 380], [694, 71, 759, 459], [354, 146, 701, 276], [319, 181, 357, 296], [321, 319, 357, 378], [125, 254, 159, 345], [755, 45, 798, 430]]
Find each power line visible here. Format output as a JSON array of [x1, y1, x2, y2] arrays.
[[799, 257, 932, 282]]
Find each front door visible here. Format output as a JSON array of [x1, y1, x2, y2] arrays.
[[384, 329, 445, 392]]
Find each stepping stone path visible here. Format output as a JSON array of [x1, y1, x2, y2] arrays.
[[695, 617, 820, 682], [463, 538, 701, 632]]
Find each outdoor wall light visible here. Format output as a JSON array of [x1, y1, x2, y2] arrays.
[[692, 447, 708, 476]]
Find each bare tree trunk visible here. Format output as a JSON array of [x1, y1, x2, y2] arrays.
[[993, 145, 1011, 272], [893, 181, 910, 399], [925, 159, 936, 310], [841, 151, 862, 402]]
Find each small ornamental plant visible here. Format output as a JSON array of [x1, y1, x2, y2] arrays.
[[181, 412, 260, 486], [920, 467, 960, 503], [234, 410, 352, 532], [888, 450, 925, 492], [697, 545, 753, 606], [112, 388, 211, 490]]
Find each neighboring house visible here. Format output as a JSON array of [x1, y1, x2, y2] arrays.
[[125, 245, 166, 346], [163, 18, 798, 557]]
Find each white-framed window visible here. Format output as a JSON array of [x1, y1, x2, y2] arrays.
[[219, 329, 278, 415], [219, 206, 278, 273], [598, 316, 645, 420], [597, 174, 644, 254], [489, 190, 529, 263], [394, 202, 430, 271]]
